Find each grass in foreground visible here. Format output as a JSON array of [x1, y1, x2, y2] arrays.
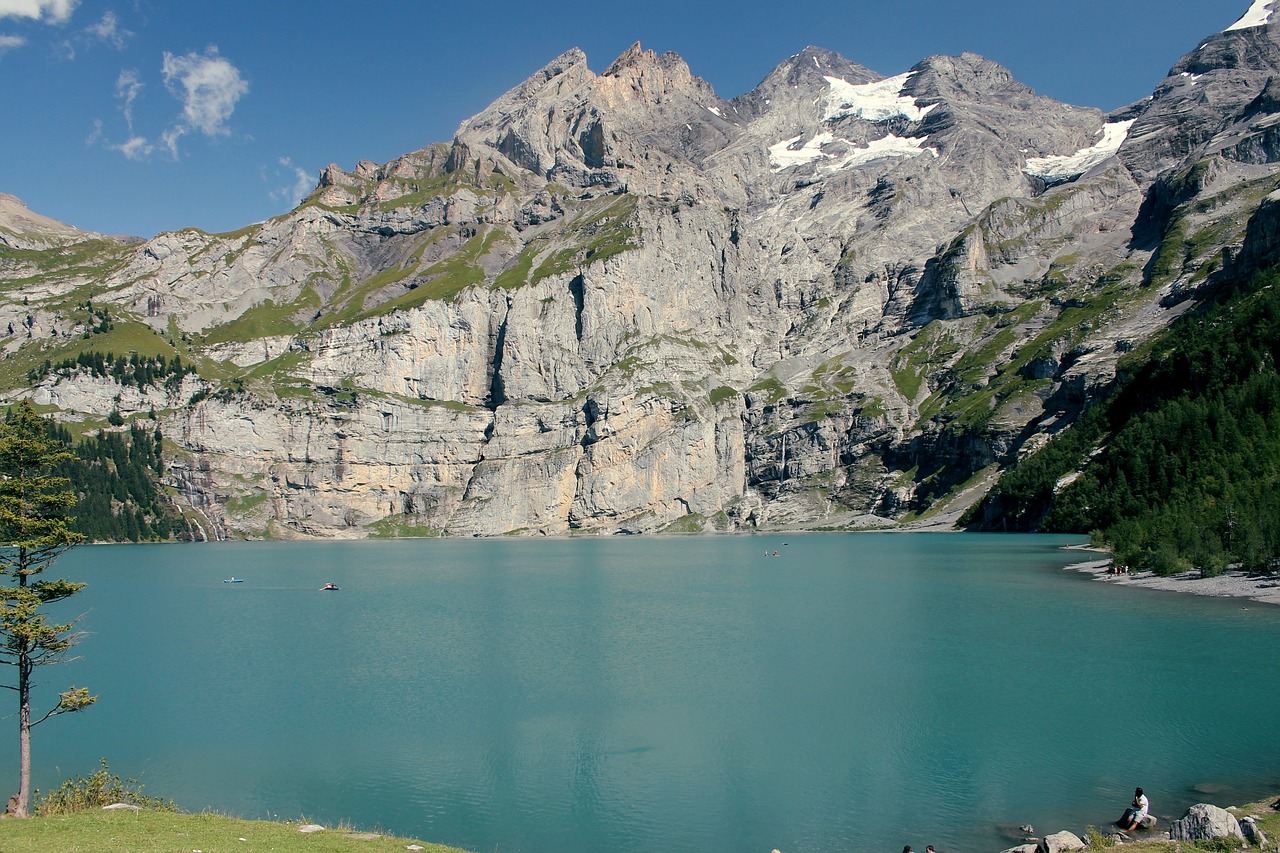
[[0, 809, 470, 853]]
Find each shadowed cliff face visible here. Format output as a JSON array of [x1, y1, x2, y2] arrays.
[[9, 9, 1280, 538]]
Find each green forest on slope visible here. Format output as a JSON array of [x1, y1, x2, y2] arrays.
[[968, 268, 1280, 575], [25, 415, 191, 542]]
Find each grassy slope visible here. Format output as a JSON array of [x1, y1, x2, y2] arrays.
[[0, 810, 469, 853]]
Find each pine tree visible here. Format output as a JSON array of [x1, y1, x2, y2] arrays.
[[0, 402, 95, 817]]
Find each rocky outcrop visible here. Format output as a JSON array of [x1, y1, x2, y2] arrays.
[[1168, 803, 1245, 842], [1239, 815, 1269, 847], [1035, 830, 1084, 853]]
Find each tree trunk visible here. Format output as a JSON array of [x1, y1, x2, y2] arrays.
[[14, 549, 31, 818], [16, 656, 30, 818]]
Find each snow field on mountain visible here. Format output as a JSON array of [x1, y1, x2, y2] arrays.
[[1022, 119, 1135, 182], [821, 73, 936, 123], [767, 131, 935, 173], [1226, 0, 1273, 31]]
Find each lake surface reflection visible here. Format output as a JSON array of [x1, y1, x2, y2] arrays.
[[8, 534, 1280, 853]]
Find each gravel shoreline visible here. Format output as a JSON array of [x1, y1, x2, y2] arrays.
[[1064, 550, 1280, 606]]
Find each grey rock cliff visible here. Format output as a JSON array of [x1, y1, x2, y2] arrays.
[[6, 3, 1280, 538]]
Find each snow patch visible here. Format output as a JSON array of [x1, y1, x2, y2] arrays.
[[1226, 0, 1273, 31], [1180, 72, 1203, 85], [706, 105, 722, 117], [832, 134, 938, 170], [822, 73, 936, 123], [1022, 119, 1135, 182], [769, 133, 836, 170], [769, 132, 936, 173]]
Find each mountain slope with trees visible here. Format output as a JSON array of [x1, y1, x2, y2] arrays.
[[968, 256, 1280, 573]]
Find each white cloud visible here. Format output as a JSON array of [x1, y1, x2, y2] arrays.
[[0, 0, 78, 24], [92, 69, 154, 161], [159, 125, 185, 159], [0, 33, 24, 53], [111, 135, 153, 160], [270, 157, 315, 207], [94, 46, 248, 162], [87, 11, 128, 48], [161, 46, 248, 149], [116, 68, 142, 131]]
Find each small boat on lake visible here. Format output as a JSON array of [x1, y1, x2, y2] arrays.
[[320, 582, 340, 591], [224, 578, 245, 584]]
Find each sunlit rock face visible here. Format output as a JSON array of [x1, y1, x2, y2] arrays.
[[10, 7, 1280, 537]]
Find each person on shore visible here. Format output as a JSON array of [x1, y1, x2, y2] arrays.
[[1118, 787, 1149, 830], [902, 846, 913, 853]]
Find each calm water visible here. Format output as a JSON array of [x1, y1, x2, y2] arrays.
[[4, 534, 1279, 853]]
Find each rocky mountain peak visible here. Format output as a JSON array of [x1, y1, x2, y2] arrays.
[[772, 45, 878, 88], [1120, 0, 1280, 181], [0, 192, 102, 250], [595, 41, 712, 107], [732, 46, 880, 122], [532, 46, 591, 80], [601, 41, 656, 76], [1224, 0, 1276, 34], [907, 52, 1026, 101], [0, 193, 75, 233], [1178, 12, 1280, 78]]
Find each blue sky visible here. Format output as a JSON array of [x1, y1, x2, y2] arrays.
[[0, 0, 1256, 239]]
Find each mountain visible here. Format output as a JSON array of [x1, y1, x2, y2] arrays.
[[0, 193, 105, 250], [5, 5, 1280, 539]]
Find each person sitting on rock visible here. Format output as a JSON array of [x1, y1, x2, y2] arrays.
[[1117, 787, 1149, 830]]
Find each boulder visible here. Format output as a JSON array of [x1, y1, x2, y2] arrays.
[[1001, 844, 1038, 853], [1239, 816, 1268, 847], [296, 824, 326, 833], [1168, 804, 1243, 842], [1036, 830, 1085, 853], [101, 802, 141, 811]]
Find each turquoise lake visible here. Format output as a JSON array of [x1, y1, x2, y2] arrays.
[[4, 534, 1279, 852]]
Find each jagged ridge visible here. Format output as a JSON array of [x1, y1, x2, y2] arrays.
[[4, 5, 1280, 538]]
